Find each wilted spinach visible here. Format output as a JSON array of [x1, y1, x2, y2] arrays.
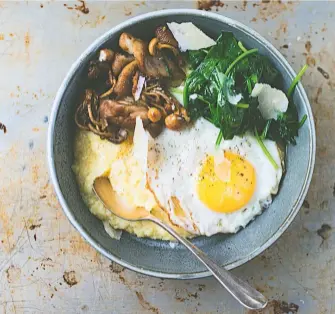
[[183, 31, 307, 154]]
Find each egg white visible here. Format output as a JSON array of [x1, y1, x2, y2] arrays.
[[146, 118, 283, 236]]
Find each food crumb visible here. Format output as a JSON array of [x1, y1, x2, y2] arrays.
[[0, 122, 7, 134], [64, 0, 89, 14], [63, 270, 79, 287], [197, 0, 224, 11], [317, 224, 332, 241], [305, 41, 312, 53], [29, 223, 41, 230], [317, 67, 330, 79], [306, 56, 316, 67]]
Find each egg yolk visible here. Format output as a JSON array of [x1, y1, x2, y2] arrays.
[[197, 151, 256, 213]]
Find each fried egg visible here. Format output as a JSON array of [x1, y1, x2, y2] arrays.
[[146, 118, 283, 236]]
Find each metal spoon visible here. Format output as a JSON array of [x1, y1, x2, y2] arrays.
[[93, 176, 267, 310]]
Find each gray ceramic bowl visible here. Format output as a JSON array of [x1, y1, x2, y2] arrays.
[[48, 9, 316, 279]]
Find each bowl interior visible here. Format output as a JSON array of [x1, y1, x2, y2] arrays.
[[50, 12, 314, 278]]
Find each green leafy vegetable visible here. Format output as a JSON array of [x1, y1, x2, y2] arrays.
[[287, 64, 308, 97], [238, 41, 248, 53], [255, 128, 279, 169], [184, 32, 307, 155], [187, 49, 208, 69], [224, 48, 258, 77]]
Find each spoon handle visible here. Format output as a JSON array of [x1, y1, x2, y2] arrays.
[[150, 216, 267, 310]]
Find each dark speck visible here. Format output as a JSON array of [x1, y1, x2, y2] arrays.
[[302, 200, 310, 208], [43, 116, 49, 123], [29, 140, 34, 149], [317, 224, 332, 241], [29, 223, 41, 230], [317, 66, 330, 79]]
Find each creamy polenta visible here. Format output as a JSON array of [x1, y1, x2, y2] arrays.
[[72, 130, 190, 241]]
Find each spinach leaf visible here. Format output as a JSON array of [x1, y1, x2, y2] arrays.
[[184, 32, 243, 121], [267, 102, 300, 145], [187, 50, 207, 69], [233, 54, 282, 95], [266, 65, 309, 145], [185, 32, 241, 102]]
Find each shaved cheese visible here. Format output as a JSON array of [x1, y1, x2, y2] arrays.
[[251, 83, 288, 120], [134, 75, 146, 101], [133, 117, 150, 188], [167, 22, 216, 52], [103, 221, 122, 240]]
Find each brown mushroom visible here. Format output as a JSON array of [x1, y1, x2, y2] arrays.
[[148, 38, 179, 57], [111, 53, 134, 77], [162, 56, 186, 86], [148, 107, 162, 123], [87, 123, 128, 144], [99, 99, 150, 130], [99, 49, 115, 63], [155, 25, 178, 47], [165, 113, 186, 131], [148, 38, 159, 56], [100, 70, 117, 98], [119, 33, 174, 78], [75, 89, 100, 130], [104, 125, 128, 144], [87, 60, 110, 80], [146, 122, 164, 138], [113, 60, 138, 97]]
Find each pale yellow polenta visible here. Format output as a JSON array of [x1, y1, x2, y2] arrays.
[[72, 130, 191, 241]]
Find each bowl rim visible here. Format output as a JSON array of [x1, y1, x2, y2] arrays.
[[47, 9, 316, 279]]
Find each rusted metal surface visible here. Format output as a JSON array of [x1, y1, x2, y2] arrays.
[[0, 1, 334, 313]]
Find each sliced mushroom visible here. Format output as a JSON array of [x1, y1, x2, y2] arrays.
[[87, 123, 128, 144], [113, 60, 138, 97], [87, 60, 110, 80], [105, 125, 128, 144], [119, 33, 144, 60], [155, 25, 178, 47], [148, 38, 159, 56], [146, 122, 164, 138], [148, 37, 179, 57], [119, 33, 171, 78], [110, 128, 128, 144], [99, 99, 150, 130], [100, 71, 117, 98], [99, 49, 115, 63], [75, 89, 100, 130], [163, 56, 185, 86], [111, 53, 134, 77]]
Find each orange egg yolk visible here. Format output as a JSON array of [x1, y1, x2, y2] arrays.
[[197, 151, 256, 213]]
